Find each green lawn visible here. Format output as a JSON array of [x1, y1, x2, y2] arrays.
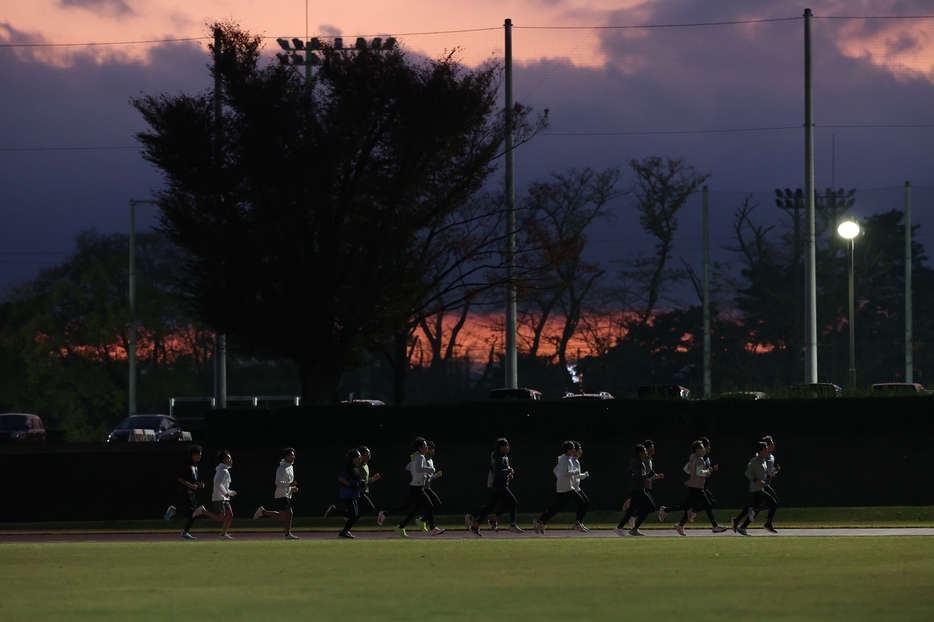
[[1, 537, 932, 621]]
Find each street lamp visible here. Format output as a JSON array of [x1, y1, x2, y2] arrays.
[[837, 219, 861, 388], [128, 199, 157, 415]]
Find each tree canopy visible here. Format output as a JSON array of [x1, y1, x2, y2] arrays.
[[133, 23, 534, 403]]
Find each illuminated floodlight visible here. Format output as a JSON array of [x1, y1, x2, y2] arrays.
[[837, 220, 860, 240]]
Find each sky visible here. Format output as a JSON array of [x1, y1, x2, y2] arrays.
[[2, 0, 934, 300]]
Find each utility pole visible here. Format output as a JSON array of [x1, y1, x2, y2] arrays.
[[213, 27, 227, 410], [504, 18, 518, 389]]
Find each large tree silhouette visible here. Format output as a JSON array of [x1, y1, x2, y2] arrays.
[[133, 23, 533, 403]]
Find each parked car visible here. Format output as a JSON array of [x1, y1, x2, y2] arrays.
[[339, 399, 387, 406], [870, 382, 927, 395], [106, 414, 186, 442], [788, 383, 842, 398], [489, 388, 542, 401], [637, 385, 691, 399], [719, 391, 768, 400], [0, 413, 47, 444], [562, 391, 615, 400]]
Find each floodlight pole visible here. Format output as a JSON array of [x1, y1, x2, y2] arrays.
[[504, 18, 518, 389], [128, 199, 156, 416], [214, 27, 227, 409], [803, 8, 818, 383], [702, 186, 711, 398], [905, 181, 913, 383]]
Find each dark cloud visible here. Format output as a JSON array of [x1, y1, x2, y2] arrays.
[[58, 0, 134, 18], [1, 6, 933, 296]]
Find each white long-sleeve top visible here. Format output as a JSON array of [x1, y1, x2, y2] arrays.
[[553, 454, 580, 493], [408, 453, 436, 486], [274, 460, 294, 499], [212, 463, 233, 501], [571, 455, 589, 490]]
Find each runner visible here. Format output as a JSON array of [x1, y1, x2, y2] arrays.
[[467, 438, 522, 536], [571, 441, 591, 531], [336, 449, 364, 539], [698, 437, 729, 533], [211, 449, 237, 540], [164, 444, 223, 540], [731, 441, 778, 535], [533, 441, 578, 535], [379, 437, 437, 538], [664, 440, 711, 536], [616, 443, 664, 536], [252, 447, 300, 539], [411, 441, 445, 535]]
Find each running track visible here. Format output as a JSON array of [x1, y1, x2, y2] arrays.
[[2, 528, 932, 543]]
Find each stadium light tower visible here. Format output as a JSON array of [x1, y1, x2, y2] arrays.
[[275, 36, 397, 85], [837, 219, 862, 388]]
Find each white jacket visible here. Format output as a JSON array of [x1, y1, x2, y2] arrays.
[[571, 455, 589, 491], [274, 460, 294, 499], [408, 453, 436, 486], [213, 463, 233, 501], [553, 454, 579, 493]]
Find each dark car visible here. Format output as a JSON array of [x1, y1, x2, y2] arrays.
[[789, 383, 842, 398], [562, 391, 614, 400], [637, 385, 691, 400], [0, 413, 47, 444], [489, 388, 542, 401], [870, 382, 927, 396], [107, 414, 186, 442]]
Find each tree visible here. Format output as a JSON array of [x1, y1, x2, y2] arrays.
[[0, 231, 212, 440], [133, 23, 538, 403], [621, 156, 710, 332], [515, 167, 624, 371]]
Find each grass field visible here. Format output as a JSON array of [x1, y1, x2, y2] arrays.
[[2, 536, 933, 621]]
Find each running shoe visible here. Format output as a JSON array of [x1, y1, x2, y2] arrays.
[[736, 526, 749, 536], [535, 520, 546, 535], [193, 505, 205, 518], [687, 509, 697, 523], [730, 517, 738, 533], [285, 533, 299, 540], [415, 517, 429, 532], [338, 531, 355, 539], [470, 526, 483, 538], [487, 519, 499, 532], [464, 514, 475, 530], [218, 534, 234, 540], [254, 506, 265, 520], [394, 526, 408, 538], [377, 510, 387, 526], [508, 524, 523, 533], [658, 506, 667, 522], [712, 525, 729, 533], [629, 529, 645, 536], [430, 527, 446, 536], [748, 506, 757, 521], [763, 524, 778, 534], [164, 505, 176, 521], [573, 523, 589, 532], [180, 532, 196, 540], [675, 524, 686, 536], [614, 528, 626, 537]]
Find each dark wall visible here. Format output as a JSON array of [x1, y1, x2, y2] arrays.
[[1, 397, 931, 523]]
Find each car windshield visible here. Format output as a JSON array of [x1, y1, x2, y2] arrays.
[[116, 416, 167, 430], [0, 415, 27, 430]]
